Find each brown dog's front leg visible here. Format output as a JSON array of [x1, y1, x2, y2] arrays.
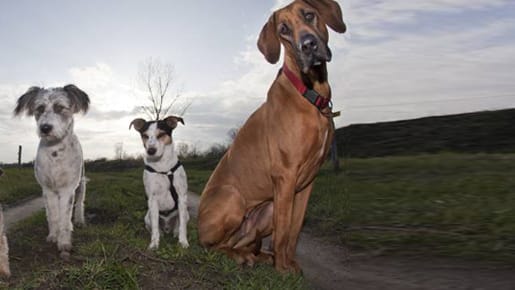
[[272, 174, 297, 273], [286, 183, 313, 272]]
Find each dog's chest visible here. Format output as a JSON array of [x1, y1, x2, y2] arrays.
[[296, 119, 333, 190], [143, 172, 176, 208], [35, 143, 82, 190]]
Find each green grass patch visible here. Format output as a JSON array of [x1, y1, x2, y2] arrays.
[[3, 168, 306, 289], [0, 167, 40, 206], [4, 152, 515, 288], [306, 153, 515, 262]]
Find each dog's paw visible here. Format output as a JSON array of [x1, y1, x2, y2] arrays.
[[0, 260, 11, 278], [46, 234, 58, 243], [58, 242, 72, 253], [60, 251, 71, 261], [275, 259, 302, 275], [256, 251, 274, 265], [179, 239, 189, 248], [148, 241, 159, 250], [74, 218, 86, 227]]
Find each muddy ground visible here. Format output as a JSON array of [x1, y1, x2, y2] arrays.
[[4, 194, 515, 290]]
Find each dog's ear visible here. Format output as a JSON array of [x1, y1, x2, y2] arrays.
[[303, 0, 346, 33], [258, 13, 281, 64], [14, 86, 41, 116], [164, 116, 184, 129], [63, 84, 90, 114], [129, 118, 146, 132]]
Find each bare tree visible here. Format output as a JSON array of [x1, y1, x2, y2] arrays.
[[177, 142, 191, 159], [114, 142, 125, 160], [137, 58, 191, 120]]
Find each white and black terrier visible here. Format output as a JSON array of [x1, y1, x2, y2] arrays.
[[14, 85, 89, 259], [130, 116, 189, 249]]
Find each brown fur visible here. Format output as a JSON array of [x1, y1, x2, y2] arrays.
[[198, 0, 346, 274]]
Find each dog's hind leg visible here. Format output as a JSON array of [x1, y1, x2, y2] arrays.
[[177, 191, 190, 248], [73, 174, 86, 226], [233, 201, 273, 249], [231, 201, 274, 266], [198, 185, 246, 250], [57, 187, 76, 259]]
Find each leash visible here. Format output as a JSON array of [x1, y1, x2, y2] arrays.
[[281, 64, 335, 117], [144, 160, 183, 216]]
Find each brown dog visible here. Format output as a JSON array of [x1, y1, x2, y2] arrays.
[[198, 0, 346, 274]]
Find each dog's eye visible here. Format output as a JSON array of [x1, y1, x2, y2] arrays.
[[142, 134, 149, 140], [279, 23, 290, 35], [54, 105, 65, 113], [157, 133, 167, 139], [36, 105, 45, 114], [304, 12, 315, 23]]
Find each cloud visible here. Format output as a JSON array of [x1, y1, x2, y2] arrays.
[[262, 0, 515, 128], [91, 0, 515, 158], [1, 0, 514, 163], [68, 63, 141, 112], [69, 63, 114, 88]]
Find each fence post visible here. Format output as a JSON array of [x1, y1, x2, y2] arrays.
[[18, 145, 22, 166]]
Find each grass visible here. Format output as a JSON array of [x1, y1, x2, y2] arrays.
[[0, 167, 40, 206], [3, 152, 515, 288], [306, 153, 515, 262], [2, 168, 306, 289]]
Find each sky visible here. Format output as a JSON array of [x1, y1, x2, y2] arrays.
[[1, 0, 514, 163]]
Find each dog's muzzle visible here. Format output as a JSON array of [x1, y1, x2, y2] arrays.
[[39, 124, 53, 135], [298, 33, 332, 72], [147, 147, 157, 156]]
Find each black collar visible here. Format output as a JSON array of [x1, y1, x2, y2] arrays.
[[144, 160, 182, 176]]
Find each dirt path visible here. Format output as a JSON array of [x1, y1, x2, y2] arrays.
[[4, 197, 44, 231], [190, 194, 515, 290], [296, 234, 515, 290], [6, 194, 515, 290]]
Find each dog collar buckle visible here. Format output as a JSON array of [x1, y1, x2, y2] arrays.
[[282, 64, 332, 114]]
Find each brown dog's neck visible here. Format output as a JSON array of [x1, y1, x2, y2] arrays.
[[283, 57, 329, 92], [301, 63, 328, 90], [283, 57, 330, 99]]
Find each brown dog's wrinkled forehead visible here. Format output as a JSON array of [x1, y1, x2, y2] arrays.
[[277, 0, 346, 33], [258, 0, 346, 64]]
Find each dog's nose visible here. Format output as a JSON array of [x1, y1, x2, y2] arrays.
[[300, 34, 318, 54], [147, 148, 157, 156], [40, 124, 53, 134]]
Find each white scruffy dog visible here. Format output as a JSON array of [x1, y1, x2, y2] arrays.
[[130, 116, 189, 249], [14, 85, 89, 259]]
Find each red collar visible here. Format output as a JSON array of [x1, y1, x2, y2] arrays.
[[282, 64, 332, 112]]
